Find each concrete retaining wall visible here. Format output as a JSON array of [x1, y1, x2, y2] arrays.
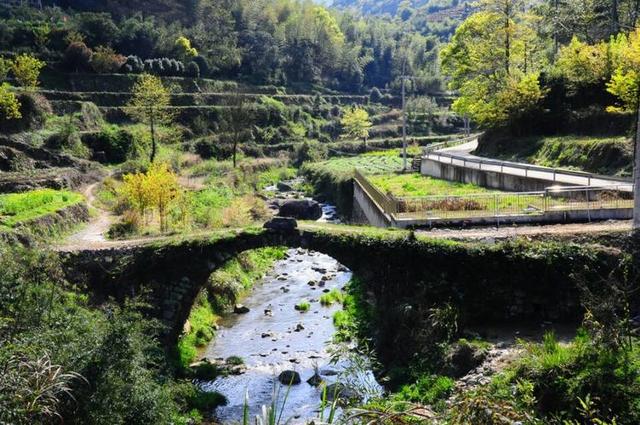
[[421, 158, 564, 192], [352, 180, 392, 227], [393, 207, 633, 228]]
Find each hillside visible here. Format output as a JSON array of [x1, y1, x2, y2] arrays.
[[332, 0, 474, 39]]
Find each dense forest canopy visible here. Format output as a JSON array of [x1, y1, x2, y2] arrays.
[[331, 0, 475, 40], [439, 0, 640, 135], [1, 0, 444, 93]]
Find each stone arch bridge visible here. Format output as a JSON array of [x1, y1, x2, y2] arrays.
[[61, 226, 627, 363]]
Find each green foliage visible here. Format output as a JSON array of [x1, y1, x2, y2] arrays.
[[0, 189, 83, 229], [392, 375, 455, 406], [293, 140, 328, 167], [341, 106, 372, 143], [441, 2, 547, 128], [477, 134, 633, 176], [295, 300, 311, 312], [319, 289, 346, 306], [126, 74, 174, 162], [332, 277, 373, 343], [90, 45, 126, 73], [554, 37, 610, 89], [0, 242, 203, 424], [0, 83, 21, 121], [11, 53, 45, 89], [470, 330, 640, 424]]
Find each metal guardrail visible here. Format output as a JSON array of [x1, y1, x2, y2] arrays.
[[424, 151, 633, 187], [422, 134, 479, 154], [354, 169, 398, 214], [354, 168, 633, 222]]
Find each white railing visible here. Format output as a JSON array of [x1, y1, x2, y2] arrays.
[[424, 151, 632, 189]]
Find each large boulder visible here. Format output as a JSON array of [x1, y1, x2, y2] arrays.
[[278, 370, 301, 385], [278, 199, 322, 220], [277, 181, 294, 192], [263, 217, 298, 231], [322, 383, 359, 403], [443, 340, 488, 378]]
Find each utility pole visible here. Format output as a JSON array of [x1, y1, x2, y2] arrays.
[[402, 71, 408, 172], [634, 96, 640, 230]]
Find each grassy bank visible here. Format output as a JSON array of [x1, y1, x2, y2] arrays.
[[477, 134, 633, 176], [0, 189, 84, 229], [176, 246, 287, 369]]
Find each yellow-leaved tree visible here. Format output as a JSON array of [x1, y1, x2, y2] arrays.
[[122, 171, 152, 223], [126, 74, 174, 163], [121, 162, 180, 233], [341, 106, 372, 148], [11, 54, 45, 89], [146, 162, 180, 233]]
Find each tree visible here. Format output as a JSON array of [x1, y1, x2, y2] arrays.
[[11, 54, 45, 89], [122, 171, 152, 222], [90, 46, 126, 73], [64, 42, 93, 73], [440, 6, 547, 128], [223, 92, 250, 168], [121, 162, 180, 233], [175, 36, 198, 62], [341, 106, 372, 148], [145, 162, 180, 233], [554, 36, 610, 89], [126, 74, 173, 163], [0, 57, 11, 81]]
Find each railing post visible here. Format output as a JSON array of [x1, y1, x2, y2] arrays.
[[586, 188, 591, 222]]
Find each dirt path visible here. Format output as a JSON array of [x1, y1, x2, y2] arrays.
[[62, 181, 113, 246]]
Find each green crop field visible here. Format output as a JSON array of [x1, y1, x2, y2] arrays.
[[0, 189, 84, 228], [369, 173, 497, 197], [312, 152, 405, 176]]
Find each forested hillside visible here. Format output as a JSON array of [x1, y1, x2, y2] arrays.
[[4, 0, 442, 92], [332, 0, 475, 39]]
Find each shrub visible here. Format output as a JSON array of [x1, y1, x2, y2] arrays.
[[90, 46, 126, 74], [186, 61, 200, 78], [64, 42, 93, 73], [11, 54, 45, 88], [192, 55, 209, 76], [122, 55, 144, 73], [0, 82, 21, 121], [292, 140, 328, 167], [84, 125, 136, 163], [370, 87, 383, 103], [0, 92, 51, 134]]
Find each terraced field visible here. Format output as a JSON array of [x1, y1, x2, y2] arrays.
[[0, 189, 84, 229]]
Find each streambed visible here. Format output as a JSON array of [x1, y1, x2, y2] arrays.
[[202, 248, 380, 424]]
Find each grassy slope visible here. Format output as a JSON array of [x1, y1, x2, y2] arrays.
[[477, 135, 633, 176], [0, 189, 84, 229]]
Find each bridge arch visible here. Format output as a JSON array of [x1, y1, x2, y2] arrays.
[[62, 228, 626, 366]]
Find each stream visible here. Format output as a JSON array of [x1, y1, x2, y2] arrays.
[[201, 249, 381, 424]]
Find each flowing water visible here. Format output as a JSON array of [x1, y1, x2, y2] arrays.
[[202, 249, 380, 424]]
